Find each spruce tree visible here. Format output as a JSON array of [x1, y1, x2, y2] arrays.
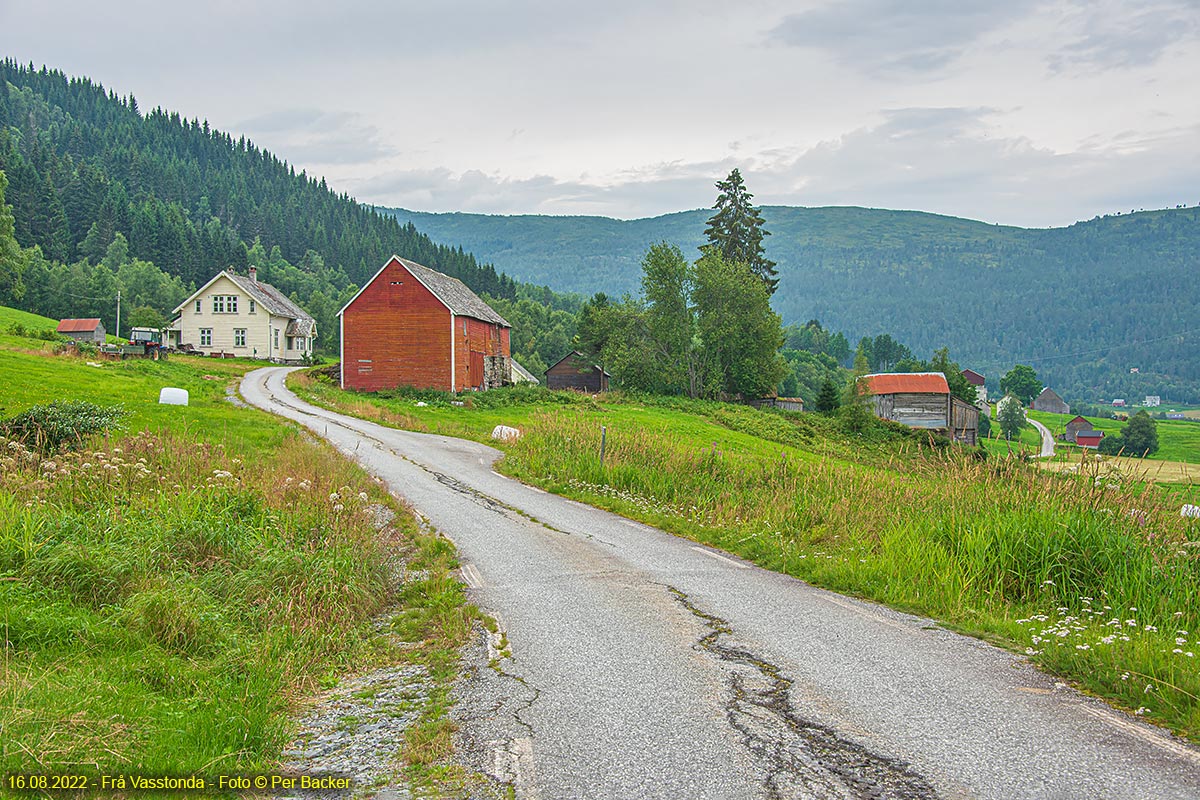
[[816, 378, 840, 413], [703, 169, 778, 295]]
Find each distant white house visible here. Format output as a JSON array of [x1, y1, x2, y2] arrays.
[[1144, 395, 1161, 407], [169, 266, 316, 362]]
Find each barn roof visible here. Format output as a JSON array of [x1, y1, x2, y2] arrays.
[[1066, 415, 1091, 427], [546, 350, 610, 376], [862, 372, 950, 395], [340, 256, 510, 327], [57, 318, 102, 333], [961, 368, 986, 386], [400, 258, 510, 326], [1034, 387, 1066, 404]]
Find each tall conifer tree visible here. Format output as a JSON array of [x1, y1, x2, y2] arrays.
[[703, 169, 778, 295]]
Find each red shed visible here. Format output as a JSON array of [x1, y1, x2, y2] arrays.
[[339, 256, 512, 392], [1076, 430, 1104, 449]]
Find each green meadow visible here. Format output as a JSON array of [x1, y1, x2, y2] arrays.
[[0, 312, 478, 790], [292, 371, 1200, 741]]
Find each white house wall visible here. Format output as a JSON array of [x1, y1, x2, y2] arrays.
[[175, 275, 311, 360]]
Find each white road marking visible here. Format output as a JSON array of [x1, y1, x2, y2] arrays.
[[461, 563, 484, 589], [1079, 705, 1200, 763], [819, 593, 912, 633], [690, 546, 750, 569], [489, 738, 539, 799]]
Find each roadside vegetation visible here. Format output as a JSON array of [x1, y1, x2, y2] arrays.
[[0, 323, 481, 789], [292, 372, 1200, 741]]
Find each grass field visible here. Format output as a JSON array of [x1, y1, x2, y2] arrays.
[[292, 372, 1200, 741], [1028, 409, 1200, 465], [0, 322, 480, 789]]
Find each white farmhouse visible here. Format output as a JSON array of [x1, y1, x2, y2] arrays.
[[169, 266, 315, 362]]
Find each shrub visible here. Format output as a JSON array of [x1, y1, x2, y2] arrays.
[[1, 400, 126, 453]]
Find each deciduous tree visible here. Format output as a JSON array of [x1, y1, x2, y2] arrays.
[[1001, 364, 1042, 406], [997, 395, 1025, 441]]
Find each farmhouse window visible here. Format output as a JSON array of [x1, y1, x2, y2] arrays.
[[273, 328, 279, 349], [194, 299, 202, 313], [286, 336, 294, 350], [234, 328, 246, 347], [200, 328, 212, 347], [249, 299, 256, 313], [212, 295, 238, 314]]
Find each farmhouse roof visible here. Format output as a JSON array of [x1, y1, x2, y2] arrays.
[[56, 318, 102, 333], [862, 372, 950, 395], [173, 269, 314, 324], [339, 256, 511, 327]]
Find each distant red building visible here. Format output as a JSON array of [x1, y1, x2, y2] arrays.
[[56, 318, 106, 342], [339, 256, 511, 392]]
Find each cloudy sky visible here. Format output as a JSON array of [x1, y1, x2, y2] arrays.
[[3, 0, 1199, 225]]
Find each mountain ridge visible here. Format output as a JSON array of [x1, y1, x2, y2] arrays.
[[383, 203, 1200, 403]]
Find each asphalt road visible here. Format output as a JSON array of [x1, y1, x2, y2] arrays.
[[1027, 417, 1056, 458], [241, 367, 1200, 800]]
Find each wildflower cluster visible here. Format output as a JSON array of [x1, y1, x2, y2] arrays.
[[563, 477, 715, 525]]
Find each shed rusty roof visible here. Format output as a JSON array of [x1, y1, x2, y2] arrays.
[[56, 318, 102, 333], [862, 372, 950, 395]]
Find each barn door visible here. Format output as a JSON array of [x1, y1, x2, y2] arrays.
[[469, 350, 485, 389]]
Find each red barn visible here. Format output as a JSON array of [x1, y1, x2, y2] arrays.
[[339, 256, 512, 392], [1076, 430, 1104, 449]]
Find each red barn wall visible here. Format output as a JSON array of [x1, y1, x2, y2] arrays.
[[342, 260, 452, 391], [455, 317, 512, 390]]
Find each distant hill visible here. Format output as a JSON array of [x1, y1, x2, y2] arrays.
[[384, 205, 1200, 403], [0, 61, 516, 317]]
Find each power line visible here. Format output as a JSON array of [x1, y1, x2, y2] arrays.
[[1008, 327, 1200, 365]]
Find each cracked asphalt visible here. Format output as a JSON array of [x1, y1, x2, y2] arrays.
[[242, 367, 1200, 800]]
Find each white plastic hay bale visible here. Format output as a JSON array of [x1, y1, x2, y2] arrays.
[[415, 401, 428, 407], [1182, 504, 1200, 519], [491, 425, 521, 443], [159, 387, 189, 406]]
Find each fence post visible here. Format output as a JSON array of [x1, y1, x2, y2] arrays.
[[600, 425, 607, 465]]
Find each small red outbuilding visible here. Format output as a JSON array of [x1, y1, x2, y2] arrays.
[[339, 256, 512, 393]]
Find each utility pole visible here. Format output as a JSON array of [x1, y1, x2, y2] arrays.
[[115, 290, 121, 341]]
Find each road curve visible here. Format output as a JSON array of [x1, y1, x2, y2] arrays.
[[241, 367, 1199, 800], [1027, 416, 1056, 458]]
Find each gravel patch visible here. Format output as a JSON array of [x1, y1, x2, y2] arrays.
[[274, 665, 430, 799]]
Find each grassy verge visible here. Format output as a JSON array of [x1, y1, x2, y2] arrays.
[[291, 371, 1200, 741], [0, 337, 480, 791]]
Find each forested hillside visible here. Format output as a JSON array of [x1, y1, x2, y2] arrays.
[[0, 61, 517, 354], [387, 206, 1200, 403]]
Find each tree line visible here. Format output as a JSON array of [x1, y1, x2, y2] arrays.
[[0, 61, 520, 350]]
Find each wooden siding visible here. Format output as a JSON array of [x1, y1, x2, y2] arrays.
[[872, 392, 949, 429], [456, 316, 511, 391], [873, 391, 978, 445], [950, 396, 979, 446], [546, 353, 608, 392], [342, 260, 453, 391]]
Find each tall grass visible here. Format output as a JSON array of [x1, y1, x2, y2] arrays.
[[0, 428, 401, 776], [500, 413, 1200, 737]]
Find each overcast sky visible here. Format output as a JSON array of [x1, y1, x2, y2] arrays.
[[3, 0, 1198, 226]]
